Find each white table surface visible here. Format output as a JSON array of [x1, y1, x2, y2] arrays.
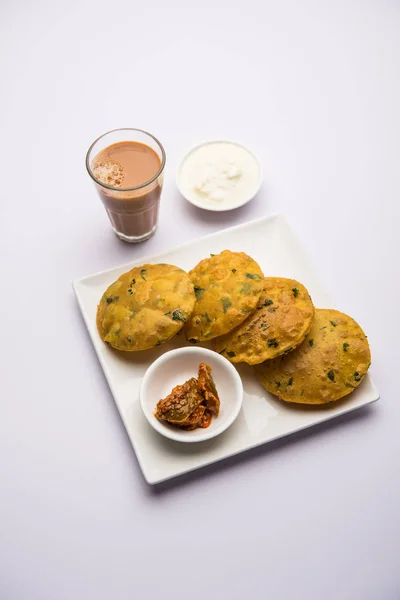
[[1, 1, 399, 598]]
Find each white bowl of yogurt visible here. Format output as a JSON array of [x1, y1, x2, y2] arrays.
[[177, 140, 262, 211]]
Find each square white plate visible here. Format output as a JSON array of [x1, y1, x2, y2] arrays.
[[73, 214, 379, 484]]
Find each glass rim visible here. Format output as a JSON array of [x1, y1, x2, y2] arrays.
[[86, 127, 166, 192]]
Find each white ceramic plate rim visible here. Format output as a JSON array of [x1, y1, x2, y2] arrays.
[[176, 139, 263, 212], [73, 214, 380, 484], [140, 347, 244, 443]]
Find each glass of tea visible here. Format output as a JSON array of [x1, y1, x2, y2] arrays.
[[86, 128, 166, 243]]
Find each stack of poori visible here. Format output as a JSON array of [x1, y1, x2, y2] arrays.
[[96, 250, 371, 406]]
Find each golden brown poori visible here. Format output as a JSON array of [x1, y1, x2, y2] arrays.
[[95, 249, 372, 412], [184, 250, 264, 343], [214, 277, 314, 364], [254, 309, 371, 405], [96, 263, 195, 351]]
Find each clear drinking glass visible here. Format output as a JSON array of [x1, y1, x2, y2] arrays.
[[86, 128, 166, 243]]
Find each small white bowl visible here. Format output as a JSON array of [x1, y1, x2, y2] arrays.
[[140, 347, 243, 443], [177, 140, 262, 212]]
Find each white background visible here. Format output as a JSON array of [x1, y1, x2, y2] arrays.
[[1, 0, 399, 598]]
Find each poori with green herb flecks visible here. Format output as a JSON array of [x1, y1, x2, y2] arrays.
[[96, 263, 195, 351], [184, 250, 264, 342], [213, 277, 314, 364], [254, 309, 371, 404]]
